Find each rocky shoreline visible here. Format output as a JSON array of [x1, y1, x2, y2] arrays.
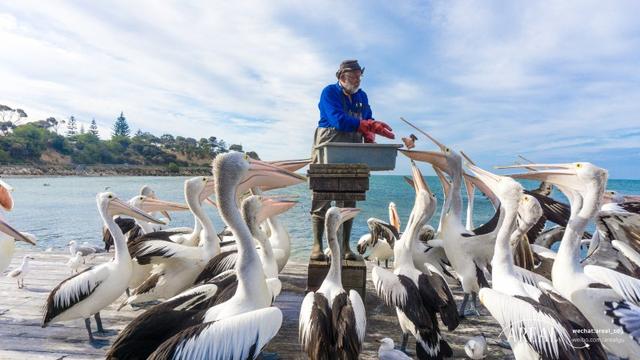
[[0, 164, 211, 177]]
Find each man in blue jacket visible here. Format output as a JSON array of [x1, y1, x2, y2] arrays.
[[310, 59, 395, 261]]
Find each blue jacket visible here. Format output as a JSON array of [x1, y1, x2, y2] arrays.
[[317, 82, 373, 132]]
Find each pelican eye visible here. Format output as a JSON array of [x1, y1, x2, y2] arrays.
[[576, 163, 582, 168], [108, 194, 113, 199], [243, 154, 250, 160], [202, 177, 207, 182]]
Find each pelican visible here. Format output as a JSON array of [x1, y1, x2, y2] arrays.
[[613, 240, 640, 273], [377, 338, 412, 360], [506, 162, 640, 358], [372, 161, 459, 358], [401, 138, 498, 317], [41, 192, 164, 342], [299, 207, 366, 359], [144, 152, 301, 359], [468, 162, 599, 359], [0, 180, 36, 274], [357, 213, 399, 268], [122, 177, 219, 305], [6, 255, 34, 288]]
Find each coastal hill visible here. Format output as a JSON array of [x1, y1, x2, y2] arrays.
[[0, 106, 253, 176]]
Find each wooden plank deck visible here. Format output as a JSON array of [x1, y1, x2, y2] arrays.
[[0, 248, 513, 359]]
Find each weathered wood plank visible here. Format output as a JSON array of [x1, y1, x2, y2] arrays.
[[0, 248, 514, 359]]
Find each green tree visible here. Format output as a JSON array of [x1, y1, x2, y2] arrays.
[[66, 116, 77, 136], [89, 118, 99, 137], [112, 112, 130, 138]]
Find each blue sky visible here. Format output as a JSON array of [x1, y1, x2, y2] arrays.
[[1, 1, 639, 179]]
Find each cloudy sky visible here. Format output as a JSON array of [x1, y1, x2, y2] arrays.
[[1, 1, 639, 179]]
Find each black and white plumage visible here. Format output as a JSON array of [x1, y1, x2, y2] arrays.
[[143, 153, 302, 359], [148, 307, 282, 360], [106, 271, 237, 360], [506, 162, 640, 358], [372, 162, 458, 359], [299, 207, 366, 360], [6, 255, 33, 288], [467, 162, 601, 360], [41, 192, 165, 342]]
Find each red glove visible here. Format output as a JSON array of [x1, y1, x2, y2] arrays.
[[358, 119, 395, 143]]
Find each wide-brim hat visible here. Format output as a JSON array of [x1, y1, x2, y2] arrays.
[[336, 59, 364, 79]]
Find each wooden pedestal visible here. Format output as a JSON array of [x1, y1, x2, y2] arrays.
[[307, 259, 367, 299]]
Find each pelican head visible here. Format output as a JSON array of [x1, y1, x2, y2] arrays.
[[214, 152, 306, 197], [0, 179, 14, 211], [184, 176, 216, 208], [97, 192, 166, 225], [130, 195, 190, 214], [325, 207, 360, 238], [399, 131, 462, 178], [408, 161, 437, 223], [466, 161, 523, 211], [139, 185, 175, 220], [388, 202, 400, 231], [0, 218, 35, 245]]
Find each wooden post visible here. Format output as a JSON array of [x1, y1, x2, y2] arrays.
[[306, 163, 369, 299]]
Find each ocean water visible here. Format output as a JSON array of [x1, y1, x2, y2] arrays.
[[3, 175, 639, 261]]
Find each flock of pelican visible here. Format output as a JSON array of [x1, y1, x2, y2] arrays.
[[0, 132, 639, 359]]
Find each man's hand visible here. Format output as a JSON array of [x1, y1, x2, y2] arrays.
[[358, 119, 395, 143]]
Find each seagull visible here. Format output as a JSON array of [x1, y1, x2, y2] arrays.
[[66, 252, 83, 274], [464, 334, 487, 359], [377, 338, 412, 360], [7, 255, 34, 288]]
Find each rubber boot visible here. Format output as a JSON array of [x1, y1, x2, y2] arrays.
[[341, 219, 360, 260], [310, 216, 328, 261]]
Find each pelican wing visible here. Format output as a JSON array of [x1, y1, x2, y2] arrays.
[[613, 240, 640, 268], [299, 292, 333, 355], [148, 307, 282, 360], [42, 265, 109, 325], [349, 290, 366, 344], [129, 235, 202, 265], [371, 266, 407, 308], [479, 288, 578, 360], [332, 292, 363, 357], [419, 272, 459, 331], [584, 265, 640, 305], [107, 286, 215, 360], [513, 266, 551, 288], [193, 251, 238, 284], [604, 300, 640, 345], [525, 191, 570, 227], [598, 208, 640, 253]]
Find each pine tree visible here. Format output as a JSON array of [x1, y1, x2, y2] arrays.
[[112, 112, 130, 138], [66, 116, 77, 136], [89, 118, 99, 137]]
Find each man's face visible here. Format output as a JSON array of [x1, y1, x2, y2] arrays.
[[339, 70, 362, 94]]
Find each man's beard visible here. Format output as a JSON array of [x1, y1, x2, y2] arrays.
[[341, 81, 359, 94]]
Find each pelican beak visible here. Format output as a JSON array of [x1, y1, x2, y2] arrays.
[[499, 163, 583, 192], [339, 207, 361, 224], [388, 203, 401, 232], [463, 172, 497, 205], [433, 166, 451, 196], [0, 218, 35, 245], [410, 161, 432, 196], [268, 158, 311, 173], [257, 197, 298, 223], [0, 179, 14, 211], [624, 195, 640, 202], [399, 150, 449, 173], [139, 198, 190, 214], [238, 159, 307, 194], [199, 178, 217, 202], [205, 197, 218, 208], [109, 198, 165, 225], [466, 162, 502, 193]]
